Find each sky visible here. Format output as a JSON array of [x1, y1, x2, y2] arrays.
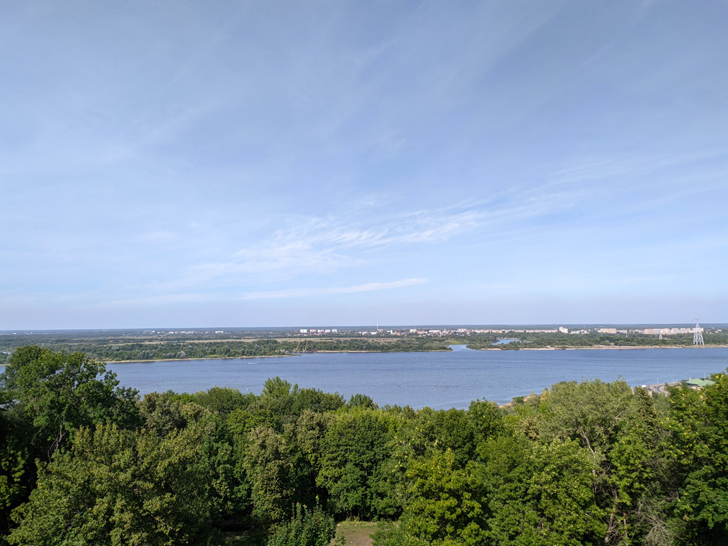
[[1, 1, 727, 329]]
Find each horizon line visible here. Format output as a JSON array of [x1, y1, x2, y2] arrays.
[[1, 322, 725, 333]]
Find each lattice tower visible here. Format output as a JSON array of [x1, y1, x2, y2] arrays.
[[693, 320, 704, 346]]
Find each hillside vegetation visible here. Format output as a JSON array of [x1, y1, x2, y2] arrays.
[[0, 346, 726, 545]]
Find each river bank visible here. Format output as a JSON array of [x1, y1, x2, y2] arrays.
[[478, 344, 728, 351], [100, 348, 455, 364], [4, 345, 723, 367]]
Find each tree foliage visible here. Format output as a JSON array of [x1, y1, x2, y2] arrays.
[[0, 347, 726, 545], [8, 423, 222, 546], [1, 346, 139, 456], [266, 504, 338, 546]]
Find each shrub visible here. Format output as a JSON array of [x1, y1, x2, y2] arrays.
[[267, 504, 339, 546]]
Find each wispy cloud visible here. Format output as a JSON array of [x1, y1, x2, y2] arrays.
[[545, 148, 728, 190], [240, 278, 427, 300], [238, 209, 485, 254], [174, 197, 571, 291], [96, 278, 427, 307], [190, 209, 487, 280]]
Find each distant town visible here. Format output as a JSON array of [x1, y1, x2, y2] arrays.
[[1, 324, 720, 340], [1, 323, 725, 366], [296, 324, 712, 337], [0, 323, 721, 339]]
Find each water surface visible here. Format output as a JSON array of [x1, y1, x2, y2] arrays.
[[106, 346, 728, 409]]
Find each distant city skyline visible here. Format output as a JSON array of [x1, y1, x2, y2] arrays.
[[1, 1, 727, 329], [2, 322, 725, 335]]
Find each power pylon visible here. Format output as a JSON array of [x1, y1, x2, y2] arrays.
[[693, 320, 704, 346]]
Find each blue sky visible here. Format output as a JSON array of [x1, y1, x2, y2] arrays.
[[1, 1, 727, 329]]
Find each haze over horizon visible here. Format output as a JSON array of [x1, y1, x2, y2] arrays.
[[2, 322, 727, 335], [2, 1, 727, 330]]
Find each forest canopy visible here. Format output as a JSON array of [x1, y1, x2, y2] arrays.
[[0, 346, 726, 545]]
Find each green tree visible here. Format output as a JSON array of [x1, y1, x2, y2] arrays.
[[138, 391, 188, 436], [402, 408, 475, 467], [539, 379, 635, 459], [400, 449, 487, 546], [191, 387, 255, 416], [8, 423, 222, 546], [466, 399, 505, 448], [284, 410, 335, 510], [539, 379, 644, 542], [0, 408, 30, 538], [608, 387, 666, 544], [348, 393, 378, 410], [0, 347, 140, 539], [247, 377, 300, 432], [317, 409, 397, 519], [664, 374, 728, 544], [267, 504, 339, 546], [292, 389, 345, 415], [243, 426, 294, 525], [1, 346, 139, 456], [480, 435, 605, 545]]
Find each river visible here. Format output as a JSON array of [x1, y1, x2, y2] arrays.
[[104, 346, 728, 409]]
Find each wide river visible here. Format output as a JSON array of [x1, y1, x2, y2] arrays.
[[105, 346, 728, 409]]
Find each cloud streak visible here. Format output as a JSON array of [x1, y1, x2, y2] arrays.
[[210, 202, 562, 279], [239, 278, 427, 301], [153, 192, 578, 296], [181, 209, 487, 285], [95, 278, 427, 307]]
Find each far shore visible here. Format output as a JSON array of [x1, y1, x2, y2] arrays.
[[477, 344, 728, 351], [105, 353, 297, 364], [95, 344, 728, 364]]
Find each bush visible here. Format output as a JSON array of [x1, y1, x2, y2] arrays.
[[267, 504, 340, 546]]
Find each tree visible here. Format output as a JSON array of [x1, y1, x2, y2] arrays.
[[138, 391, 188, 436], [403, 408, 476, 467], [539, 379, 641, 542], [292, 389, 345, 415], [8, 423, 222, 546], [466, 399, 505, 448], [284, 410, 335, 510], [348, 394, 378, 410], [317, 409, 396, 519], [0, 347, 140, 539], [0, 408, 30, 538], [608, 387, 666, 544], [243, 427, 294, 525], [480, 435, 605, 545], [401, 449, 487, 546], [381, 407, 481, 521], [191, 387, 255, 416], [664, 375, 728, 544], [539, 379, 635, 460], [0, 346, 139, 457]]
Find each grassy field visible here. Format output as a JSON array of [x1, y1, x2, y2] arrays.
[[223, 521, 377, 546], [332, 521, 377, 546]]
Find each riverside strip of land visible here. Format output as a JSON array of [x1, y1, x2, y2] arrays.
[[1, 326, 726, 365]]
